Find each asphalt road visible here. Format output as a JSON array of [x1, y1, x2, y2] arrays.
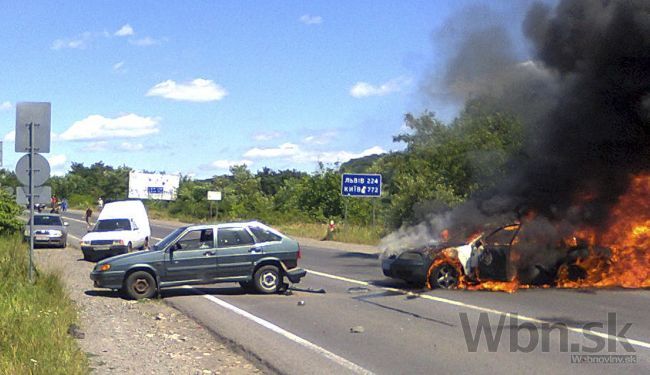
[[59, 210, 650, 375]]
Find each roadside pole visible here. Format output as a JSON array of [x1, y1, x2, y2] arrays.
[[15, 102, 52, 284], [28, 122, 34, 283]]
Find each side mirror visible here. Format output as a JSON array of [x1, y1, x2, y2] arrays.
[[64, 222, 69, 226]]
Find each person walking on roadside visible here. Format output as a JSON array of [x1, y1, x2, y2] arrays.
[[85, 207, 93, 229], [97, 197, 104, 210]]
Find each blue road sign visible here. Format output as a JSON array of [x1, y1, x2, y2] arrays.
[[148, 186, 164, 194], [341, 173, 382, 197]]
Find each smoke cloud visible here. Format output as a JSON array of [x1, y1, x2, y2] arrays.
[[382, 0, 650, 266]]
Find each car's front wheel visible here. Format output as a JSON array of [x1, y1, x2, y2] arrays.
[[429, 263, 460, 289], [124, 271, 157, 300], [253, 265, 281, 294]]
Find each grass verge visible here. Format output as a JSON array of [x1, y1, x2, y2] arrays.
[[0, 236, 88, 374], [275, 222, 383, 246]]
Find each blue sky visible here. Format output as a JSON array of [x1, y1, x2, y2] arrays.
[[0, 1, 537, 178]]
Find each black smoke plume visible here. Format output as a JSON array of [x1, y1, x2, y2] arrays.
[[382, 0, 650, 263]]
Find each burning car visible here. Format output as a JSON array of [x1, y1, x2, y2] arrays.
[[381, 223, 605, 290]]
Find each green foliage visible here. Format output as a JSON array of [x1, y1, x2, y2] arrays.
[[0, 190, 23, 235], [0, 236, 87, 374], [385, 99, 523, 228]]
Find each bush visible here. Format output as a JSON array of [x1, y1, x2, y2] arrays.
[[0, 190, 24, 235]]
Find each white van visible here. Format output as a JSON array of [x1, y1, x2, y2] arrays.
[[81, 200, 151, 261]]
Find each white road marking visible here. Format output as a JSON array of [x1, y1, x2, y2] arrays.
[[184, 286, 374, 375], [306, 268, 650, 350]]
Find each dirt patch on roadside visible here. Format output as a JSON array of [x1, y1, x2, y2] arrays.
[[33, 246, 262, 374]]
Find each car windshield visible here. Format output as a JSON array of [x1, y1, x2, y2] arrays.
[[30, 216, 63, 226], [153, 226, 188, 250], [94, 219, 132, 232]]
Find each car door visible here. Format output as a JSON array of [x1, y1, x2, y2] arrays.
[[477, 224, 519, 281], [165, 228, 218, 283], [215, 227, 259, 278]]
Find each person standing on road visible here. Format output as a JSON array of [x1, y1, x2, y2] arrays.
[[61, 198, 68, 212], [85, 207, 93, 228], [97, 197, 104, 210]]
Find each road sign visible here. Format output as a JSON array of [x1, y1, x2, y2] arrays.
[[207, 191, 222, 201], [341, 173, 382, 197], [15, 154, 50, 186], [15, 102, 51, 153], [16, 185, 52, 205]]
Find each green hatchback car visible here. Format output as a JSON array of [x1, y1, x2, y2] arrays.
[[90, 221, 306, 299]]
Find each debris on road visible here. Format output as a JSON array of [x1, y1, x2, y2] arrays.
[[350, 326, 365, 334], [290, 286, 326, 294], [297, 300, 306, 306]]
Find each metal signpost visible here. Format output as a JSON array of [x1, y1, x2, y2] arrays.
[[341, 173, 382, 226], [207, 191, 222, 220], [15, 102, 51, 283]]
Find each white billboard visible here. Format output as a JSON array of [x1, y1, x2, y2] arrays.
[[128, 171, 180, 201]]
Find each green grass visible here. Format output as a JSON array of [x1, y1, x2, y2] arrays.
[[275, 222, 384, 246], [0, 236, 88, 374]]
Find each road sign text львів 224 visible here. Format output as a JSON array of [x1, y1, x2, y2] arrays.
[[341, 173, 381, 197]]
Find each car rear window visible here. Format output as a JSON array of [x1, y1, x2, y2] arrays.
[[249, 226, 282, 243], [94, 219, 132, 232], [217, 228, 255, 247], [32, 216, 62, 226]]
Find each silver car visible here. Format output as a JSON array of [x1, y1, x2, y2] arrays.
[[24, 213, 69, 248]]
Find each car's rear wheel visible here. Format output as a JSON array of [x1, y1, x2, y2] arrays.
[[253, 265, 281, 294], [124, 271, 156, 300], [429, 263, 459, 289]]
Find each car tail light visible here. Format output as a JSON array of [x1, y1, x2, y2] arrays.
[[297, 244, 302, 260]]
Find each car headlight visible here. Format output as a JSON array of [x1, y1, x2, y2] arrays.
[[112, 240, 124, 246], [49, 230, 62, 237], [98, 264, 111, 272], [81, 240, 91, 246]]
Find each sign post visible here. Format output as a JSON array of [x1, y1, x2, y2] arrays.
[[207, 191, 222, 220], [15, 102, 51, 283], [340, 173, 382, 226]]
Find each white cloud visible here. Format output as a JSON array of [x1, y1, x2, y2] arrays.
[[113, 61, 125, 71], [59, 113, 160, 141], [114, 24, 134, 37], [80, 141, 108, 152], [349, 77, 411, 98], [118, 142, 144, 151], [244, 143, 300, 159], [201, 159, 253, 171], [47, 154, 68, 176], [299, 14, 323, 25], [244, 143, 385, 164], [253, 131, 283, 141], [0, 101, 12, 111], [146, 79, 228, 102], [47, 154, 67, 168], [303, 131, 337, 145], [51, 32, 93, 50], [129, 36, 161, 46], [3, 130, 15, 141]]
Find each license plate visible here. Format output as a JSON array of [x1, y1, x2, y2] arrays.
[[93, 245, 110, 251], [35, 235, 49, 241]]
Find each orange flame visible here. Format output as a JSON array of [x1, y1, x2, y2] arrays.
[[425, 174, 649, 293]]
